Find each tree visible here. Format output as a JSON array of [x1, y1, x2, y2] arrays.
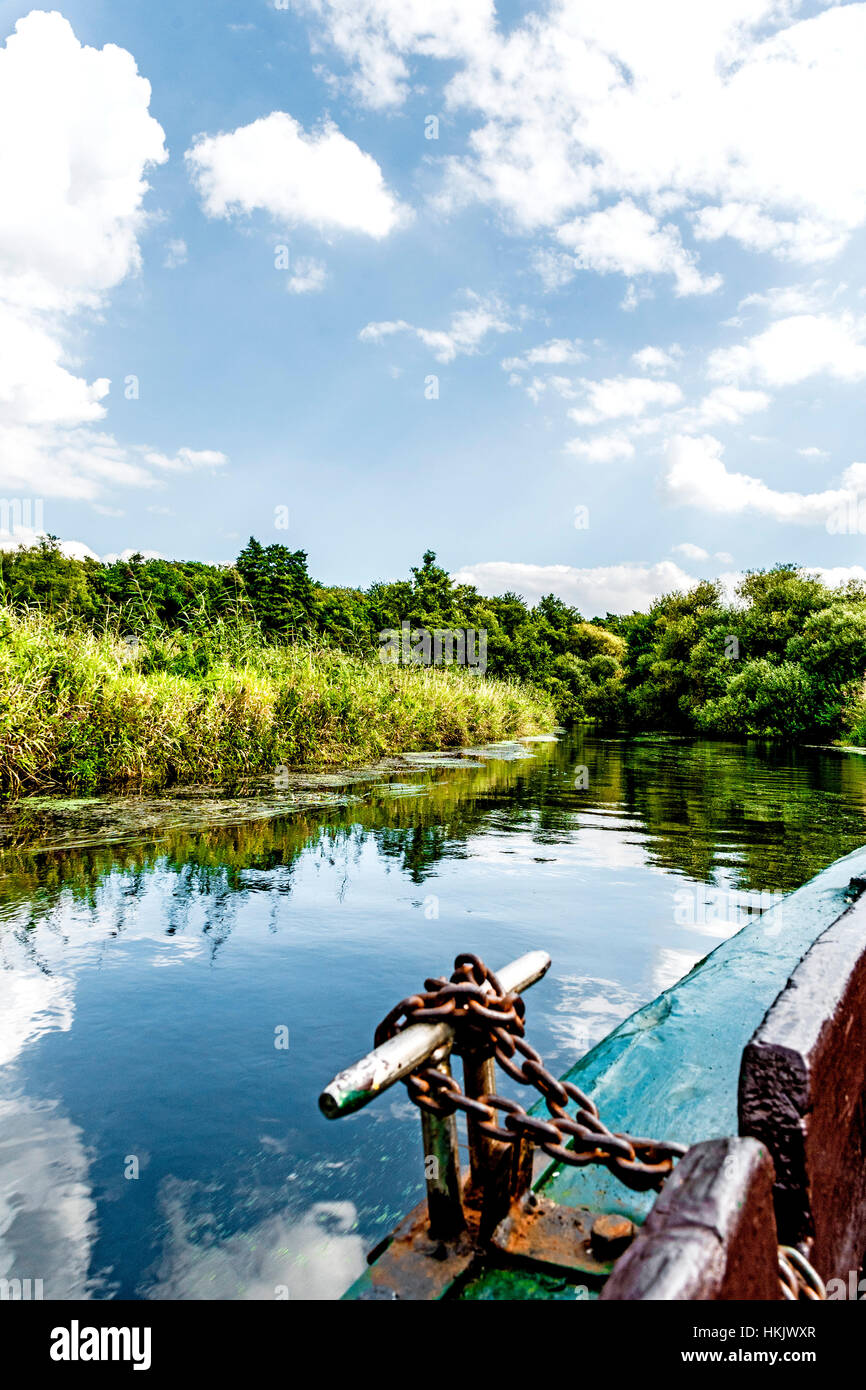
[[0, 536, 96, 620], [410, 550, 457, 624], [695, 660, 823, 738], [736, 565, 828, 660], [235, 538, 316, 637]]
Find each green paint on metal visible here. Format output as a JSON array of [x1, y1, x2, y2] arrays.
[[459, 1266, 597, 1300]]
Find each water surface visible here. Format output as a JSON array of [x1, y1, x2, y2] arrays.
[[2, 733, 865, 1299]]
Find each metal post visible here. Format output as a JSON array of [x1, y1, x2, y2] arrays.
[[510, 1131, 535, 1205], [420, 1049, 465, 1239], [462, 1049, 523, 1238], [462, 1051, 501, 1185]]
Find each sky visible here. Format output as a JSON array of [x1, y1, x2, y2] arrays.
[[1, 0, 866, 614]]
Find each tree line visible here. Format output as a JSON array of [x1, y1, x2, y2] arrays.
[[2, 537, 865, 742]]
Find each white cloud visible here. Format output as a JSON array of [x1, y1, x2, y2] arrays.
[[292, 1, 866, 281], [0, 528, 100, 560], [556, 201, 722, 297], [814, 565, 866, 590], [521, 374, 579, 404], [692, 203, 848, 263], [102, 547, 164, 564], [672, 542, 709, 561], [842, 461, 866, 492], [707, 313, 866, 386], [680, 385, 771, 430], [632, 345, 680, 373], [530, 248, 577, 292], [663, 433, 855, 525], [569, 375, 683, 425], [501, 338, 584, 371], [0, 11, 166, 315], [450, 558, 698, 614], [565, 432, 635, 463], [0, 304, 111, 428], [737, 282, 830, 318], [798, 446, 830, 459], [186, 112, 407, 238], [357, 319, 412, 342], [163, 239, 188, 270], [0, 424, 158, 501], [0, 523, 168, 568], [291, 0, 494, 110], [287, 256, 328, 293], [621, 283, 654, 312], [360, 292, 512, 361], [0, 13, 224, 505], [142, 448, 228, 473]]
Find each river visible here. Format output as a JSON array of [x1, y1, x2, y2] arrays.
[[1, 733, 865, 1299]]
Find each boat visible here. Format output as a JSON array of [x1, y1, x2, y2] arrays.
[[320, 844, 866, 1300]]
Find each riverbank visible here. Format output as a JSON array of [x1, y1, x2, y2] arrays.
[[0, 609, 555, 794]]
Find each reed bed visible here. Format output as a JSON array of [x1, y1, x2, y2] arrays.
[[0, 608, 555, 793]]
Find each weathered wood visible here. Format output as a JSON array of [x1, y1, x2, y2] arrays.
[[600, 1138, 781, 1300], [738, 889, 866, 1278]]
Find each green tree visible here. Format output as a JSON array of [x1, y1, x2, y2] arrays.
[[0, 536, 97, 620], [235, 538, 316, 637], [695, 659, 823, 738]]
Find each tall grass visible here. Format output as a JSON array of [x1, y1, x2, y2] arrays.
[[0, 608, 555, 794]]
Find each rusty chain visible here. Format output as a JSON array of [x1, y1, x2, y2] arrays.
[[778, 1246, 826, 1301], [375, 952, 687, 1194], [375, 952, 828, 1299]]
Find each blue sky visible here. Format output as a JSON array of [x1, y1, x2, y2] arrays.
[[1, 1, 866, 613]]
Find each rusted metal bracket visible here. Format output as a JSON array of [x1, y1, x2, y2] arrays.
[[357, 1197, 480, 1301], [490, 1191, 631, 1283], [358, 1188, 635, 1298]]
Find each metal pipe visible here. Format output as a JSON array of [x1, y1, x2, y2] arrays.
[[319, 949, 551, 1119]]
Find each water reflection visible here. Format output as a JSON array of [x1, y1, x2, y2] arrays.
[[0, 734, 865, 1300], [143, 1186, 366, 1301], [0, 956, 97, 1298]]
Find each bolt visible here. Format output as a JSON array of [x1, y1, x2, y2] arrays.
[[590, 1213, 635, 1259]]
